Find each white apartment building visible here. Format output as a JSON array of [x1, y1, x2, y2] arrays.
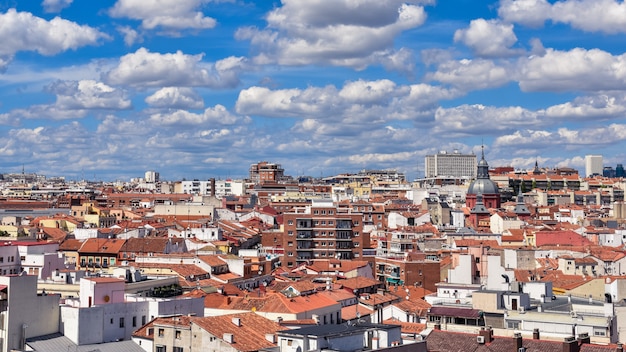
[[60, 277, 205, 345], [175, 179, 245, 197], [425, 150, 477, 178], [0, 275, 60, 351], [585, 154, 603, 177]]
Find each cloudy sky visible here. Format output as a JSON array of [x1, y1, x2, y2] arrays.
[[0, 0, 624, 181]]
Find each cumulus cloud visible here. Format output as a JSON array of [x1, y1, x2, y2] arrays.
[[498, 0, 552, 27], [426, 58, 512, 90], [109, 0, 217, 33], [499, 0, 626, 34], [148, 104, 243, 125], [117, 25, 143, 46], [494, 125, 626, 149], [235, 0, 430, 72], [544, 93, 626, 120], [47, 80, 132, 110], [42, 0, 73, 13], [433, 104, 544, 135], [517, 48, 626, 92], [103, 48, 246, 88], [0, 9, 108, 69], [145, 87, 204, 109], [453, 19, 524, 57], [236, 79, 460, 124], [236, 86, 341, 118]]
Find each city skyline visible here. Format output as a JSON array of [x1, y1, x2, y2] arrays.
[[1, 1, 626, 181]]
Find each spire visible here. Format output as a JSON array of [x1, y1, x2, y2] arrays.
[[477, 145, 490, 179]]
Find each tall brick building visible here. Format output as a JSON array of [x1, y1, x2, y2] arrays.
[[281, 200, 366, 268]]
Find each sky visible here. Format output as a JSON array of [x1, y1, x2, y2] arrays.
[[1, 0, 625, 182]]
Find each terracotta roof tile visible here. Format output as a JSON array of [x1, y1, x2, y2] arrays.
[[192, 312, 286, 352]]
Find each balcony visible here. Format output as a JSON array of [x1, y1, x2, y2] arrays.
[[297, 232, 313, 239]]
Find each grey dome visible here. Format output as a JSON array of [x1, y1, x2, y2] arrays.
[[468, 178, 499, 195]]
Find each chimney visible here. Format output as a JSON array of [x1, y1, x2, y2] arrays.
[[210, 178, 216, 197], [478, 327, 493, 344], [514, 332, 522, 350], [232, 317, 241, 327], [562, 336, 579, 352], [577, 332, 590, 345], [617, 343, 624, 352], [265, 333, 277, 343], [433, 323, 441, 330], [533, 328, 540, 340], [224, 333, 234, 343]]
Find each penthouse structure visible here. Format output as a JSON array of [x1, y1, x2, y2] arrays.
[[249, 161, 285, 184]]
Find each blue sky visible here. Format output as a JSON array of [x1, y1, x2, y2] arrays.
[[1, 0, 625, 181]]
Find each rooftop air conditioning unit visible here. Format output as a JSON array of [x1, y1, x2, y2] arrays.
[[477, 336, 485, 344]]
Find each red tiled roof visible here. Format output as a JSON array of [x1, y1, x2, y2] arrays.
[[192, 312, 286, 352]]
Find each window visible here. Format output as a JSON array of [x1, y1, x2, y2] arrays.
[[288, 231, 293, 236], [173, 347, 183, 352], [142, 316, 146, 325], [132, 316, 137, 327], [158, 328, 165, 337], [175, 330, 181, 339], [156, 346, 167, 352], [288, 220, 293, 225], [119, 317, 125, 328], [507, 321, 520, 329], [594, 328, 607, 336]]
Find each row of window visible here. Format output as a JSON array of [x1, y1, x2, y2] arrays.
[[156, 346, 184, 352], [0, 256, 16, 263], [112, 315, 146, 328]]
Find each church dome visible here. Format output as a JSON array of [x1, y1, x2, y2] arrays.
[[468, 178, 499, 195]]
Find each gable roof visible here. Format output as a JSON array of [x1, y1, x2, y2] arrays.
[[192, 312, 285, 352]]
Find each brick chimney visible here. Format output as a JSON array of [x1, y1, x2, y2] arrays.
[[562, 336, 579, 352], [478, 327, 493, 344], [577, 332, 590, 345], [514, 332, 522, 350]]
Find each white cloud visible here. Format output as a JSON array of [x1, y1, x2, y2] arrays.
[[236, 80, 461, 125], [235, 0, 429, 71], [453, 19, 524, 57], [544, 93, 626, 120], [145, 87, 204, 109], [109, 0, 216, 33], [42, 0, 73, 13], [338, 79, 400, 104], [236, 86, 340, 118], [498, 0, 551, 27], [48, 80, 132, 110], [148, 104, 243, 125], [103, 48, 246, 88], [117, 25, 143, 46], [0, 9, 108, 68], [517, 48, 626, 92], [499, 0, 626, 34], [433, 104, 543, 134], [494, 125, 626, 148], [426, 58, 511, 90]]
